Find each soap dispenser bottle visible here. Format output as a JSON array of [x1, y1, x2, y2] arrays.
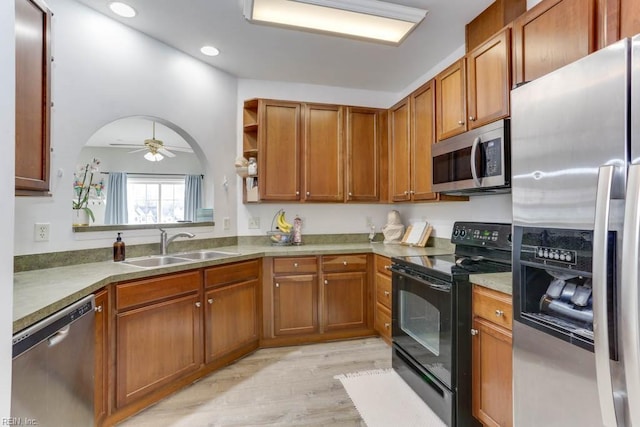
[[113, 232, 125, 262]]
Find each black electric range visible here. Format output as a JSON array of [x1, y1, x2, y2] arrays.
[[390, 222, 512, 427]]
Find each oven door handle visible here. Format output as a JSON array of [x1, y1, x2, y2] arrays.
[[470, 136, 482, 187], [392, 269, 451, 293]]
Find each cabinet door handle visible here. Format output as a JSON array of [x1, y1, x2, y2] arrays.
[[384, 265, 391, 270], [295, 191, 300, 196], [275, 283, 280, 288], [458, 120, 465, 125], [404, 190, 409, 195], [471, 328, 479, 336], [469, 116, 476, 121], [94, 305, 102, 313], [324, 279, 328, 285], [306, 191, 310, 196], [293, 262, 298, 268], [208, 298, 214, 304], [384, 291, 390, 296], [495, 309, 504, 317], [384, 323, 390, 329], [195, 302, 201, 308], [409, 190, 415, 194], [348, 192, 353, 197]]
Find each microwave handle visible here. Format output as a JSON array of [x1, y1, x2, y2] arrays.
[[470, 136, 481, 187]]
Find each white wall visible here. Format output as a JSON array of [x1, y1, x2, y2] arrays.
[[0, 0, 15, 417], [14, 0, 238, 255]]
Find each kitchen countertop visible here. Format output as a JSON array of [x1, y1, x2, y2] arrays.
[[469, 272, 512, 295], [13, 242, 454, 333]]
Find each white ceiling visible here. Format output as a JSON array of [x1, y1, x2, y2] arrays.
[[73, 0, 494, 92]]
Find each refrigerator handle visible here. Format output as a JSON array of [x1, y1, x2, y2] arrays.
[[593, 165, 622, 427], [470, 136, 481, 187], [622, 164, 640, 427]]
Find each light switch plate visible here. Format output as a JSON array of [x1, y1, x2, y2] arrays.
[[248, 217, 260, 229]]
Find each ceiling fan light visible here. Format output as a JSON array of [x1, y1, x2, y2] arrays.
[[144, 152, 164, 162]]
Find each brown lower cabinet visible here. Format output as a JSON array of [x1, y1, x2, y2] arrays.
[[100, 255, 374, 425], [204, 260, 260, 363], [115, 271, 203, 408], [262, 254, 374, 345], [373, 255, 392, 344], [471, 285, 513, 427], [94, 288, 109, 426]]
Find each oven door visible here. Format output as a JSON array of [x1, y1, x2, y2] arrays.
[[432, 118, 509, 194], [391, 268, 452, 388]]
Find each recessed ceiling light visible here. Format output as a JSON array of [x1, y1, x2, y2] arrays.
[[243, 0, 428, 45], [109, 2, 137, 18], [200, 46, 220, 57]]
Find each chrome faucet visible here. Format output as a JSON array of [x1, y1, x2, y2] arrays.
[[160, 228, 196, 255]]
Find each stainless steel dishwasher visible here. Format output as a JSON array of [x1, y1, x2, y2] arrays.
[[11, 294, 95, 426]]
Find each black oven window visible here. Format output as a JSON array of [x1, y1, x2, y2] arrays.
[[400, 290, 441, 356]]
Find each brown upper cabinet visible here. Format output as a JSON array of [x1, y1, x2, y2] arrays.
[[602, 0, 640, 46], [345, 107, 382, 202], [512, 0, 597, 86], [243, 99, 382, 203], [302, 104, 344, 202], [15, 0, 52, 196], [467, 28, 512, 129], [389, 97, 411, 201], [465, 0, 526, 52], [436, 58, 467, 141]]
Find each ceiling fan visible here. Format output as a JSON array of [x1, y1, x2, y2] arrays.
[[109, 121, 193, 161]]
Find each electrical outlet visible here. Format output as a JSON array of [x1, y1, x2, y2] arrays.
[[223, 217, 230, 230], [248, 217, 260, 229], [34, 223, 50, 242]]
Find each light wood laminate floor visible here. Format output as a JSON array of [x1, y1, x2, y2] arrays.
[[119, 337, 391, 426]]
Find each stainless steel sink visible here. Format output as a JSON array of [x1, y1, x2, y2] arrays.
[[175, 250, 240, 261], [122, 256, 191, 268]]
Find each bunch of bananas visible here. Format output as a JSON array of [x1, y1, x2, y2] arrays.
[[276, 210, 293, 233]]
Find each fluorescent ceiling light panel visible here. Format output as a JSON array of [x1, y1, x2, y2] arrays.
[[243, 0, 428, 44]]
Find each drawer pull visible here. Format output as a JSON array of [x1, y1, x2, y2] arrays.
[[293, 262, 298, 268], [384, 291, 390, 296], [208, 298, 214, 304], [195, 302, 201, 308], [384, 265, 391, 270], [384, 323, 390, 329], [94, 305, 103, 313], [343, 261, 347, 266], [471, 328, 479, 336], [495, 309, 505, 317]]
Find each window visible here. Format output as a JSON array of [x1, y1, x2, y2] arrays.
[[127, 176, 185, 224]]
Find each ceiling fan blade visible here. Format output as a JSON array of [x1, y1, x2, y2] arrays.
[[159, 147, 176, 157], [128, 148, 147, 153]]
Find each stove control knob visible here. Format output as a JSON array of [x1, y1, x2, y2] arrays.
[[460, 229, 466, 238], [453, 229, 460, 237]]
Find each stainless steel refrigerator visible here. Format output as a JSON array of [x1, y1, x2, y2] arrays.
[[511, 35, 640, 427]]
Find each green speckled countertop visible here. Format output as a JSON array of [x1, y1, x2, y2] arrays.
[[469, 272, 512, 295], [13, 242, 458, 333]]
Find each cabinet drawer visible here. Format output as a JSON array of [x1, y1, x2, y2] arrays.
[[116, 271, 201, 311], [321, 254, 367, 272], [375, 255, 392, 277], [375, 303, 392, 340], [273, 256, 317, 274], [473, 285, 512, 331], [375, 272, 392, 310], [204, 259, 259, 288]]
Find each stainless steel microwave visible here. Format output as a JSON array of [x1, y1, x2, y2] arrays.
[[431, 118, 510, 195]]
